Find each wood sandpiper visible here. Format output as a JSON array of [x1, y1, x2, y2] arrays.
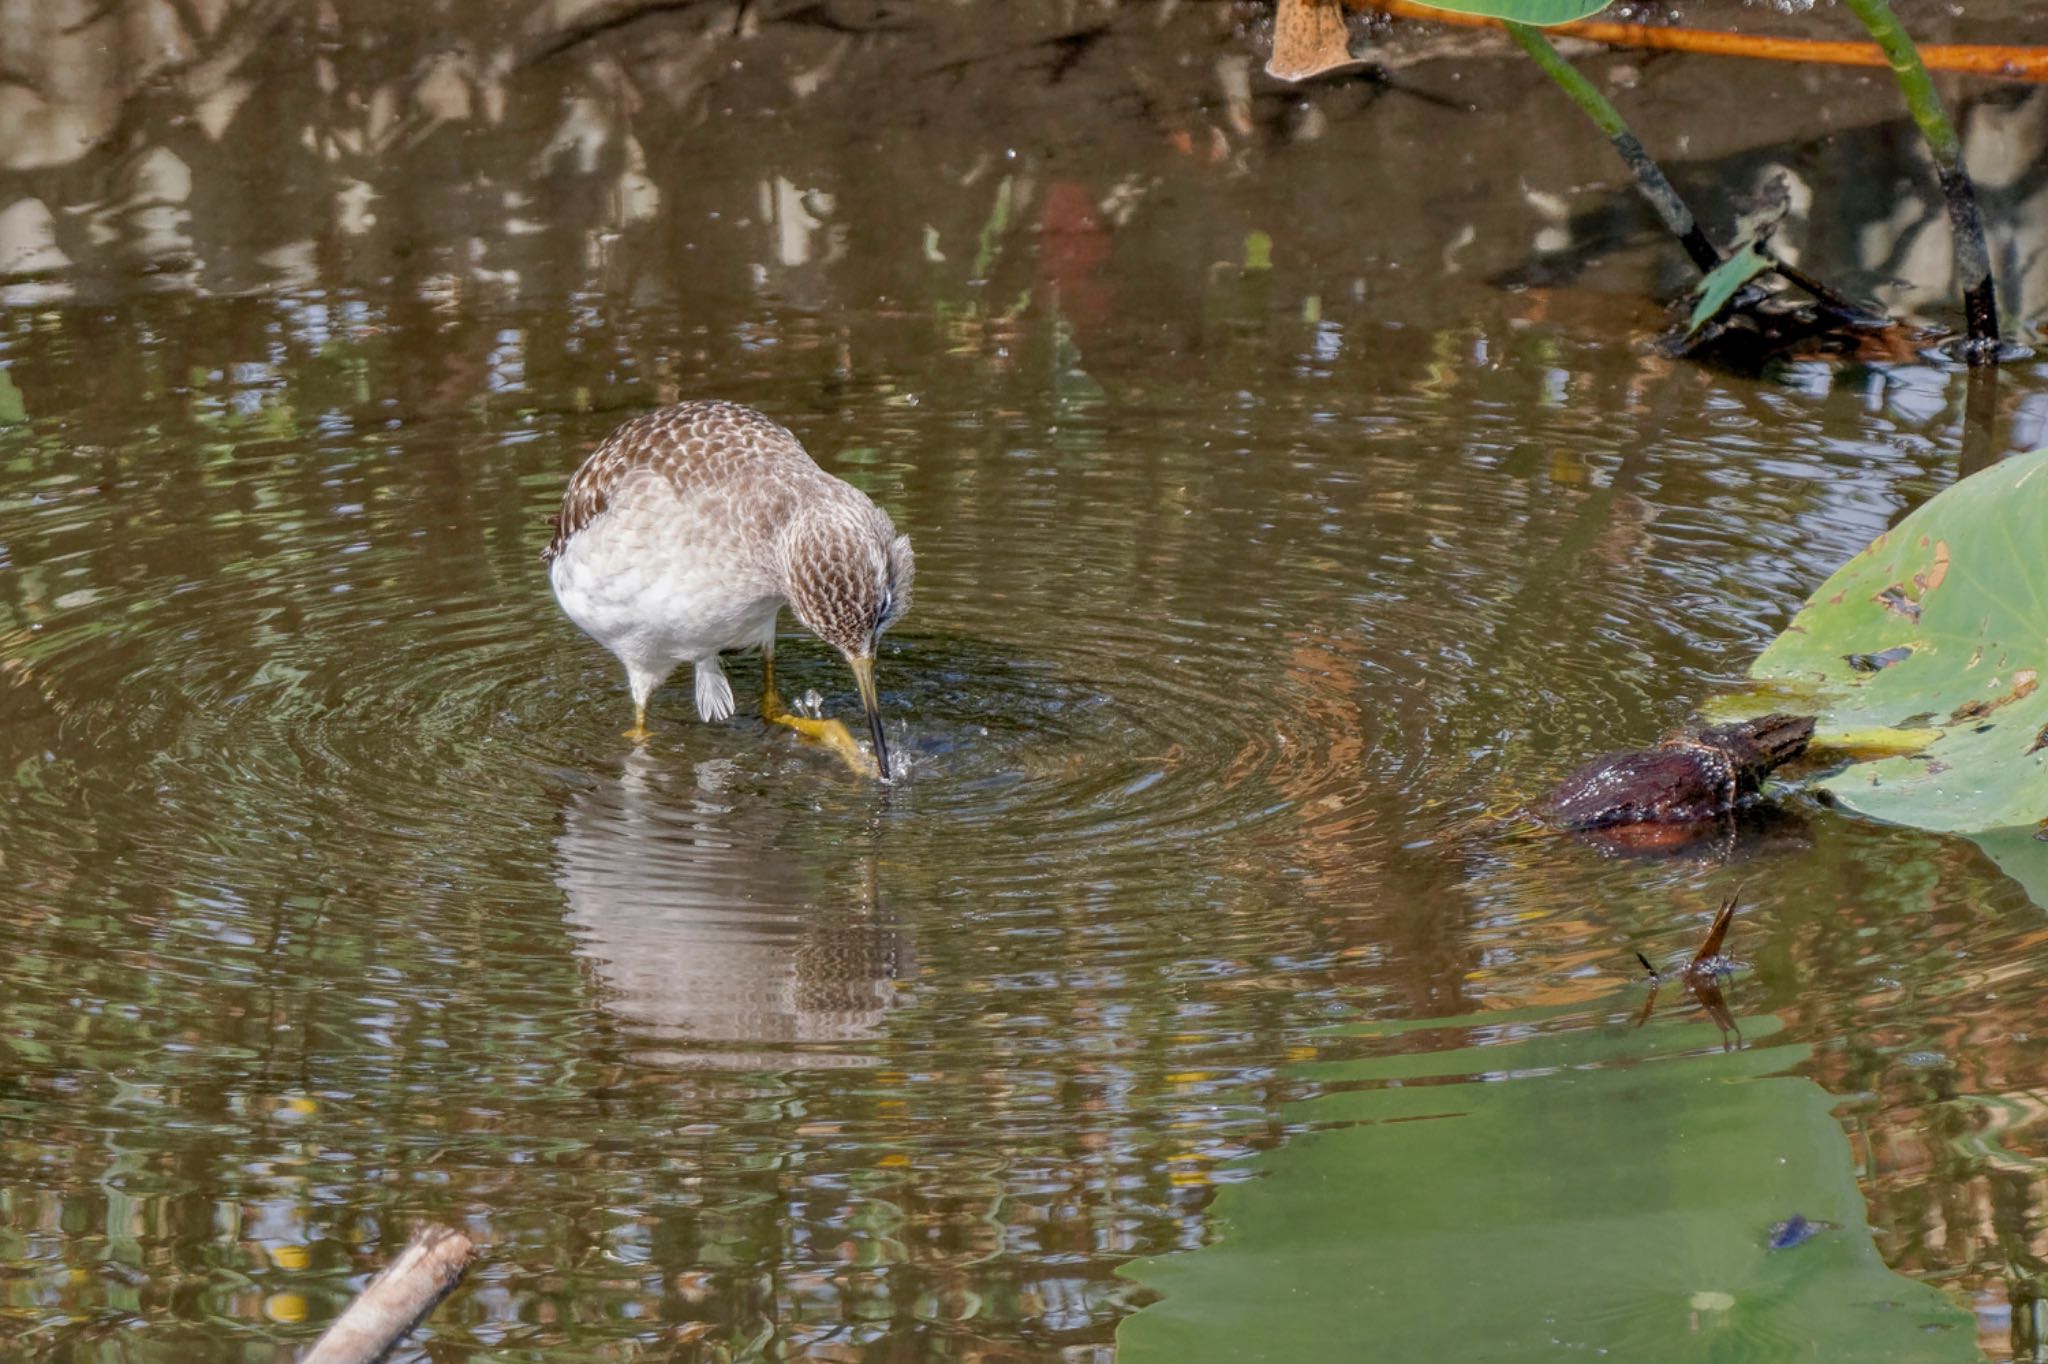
[[544, 400, 914, 778]]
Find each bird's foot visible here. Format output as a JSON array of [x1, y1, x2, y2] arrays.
[[762, 700, 878, 778], [624, 705, 651, 743]]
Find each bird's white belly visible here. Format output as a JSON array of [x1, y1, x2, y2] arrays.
[[550, 503, 782, 674]]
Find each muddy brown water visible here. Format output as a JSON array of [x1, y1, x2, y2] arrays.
[[5, 2, 2048, 1359]]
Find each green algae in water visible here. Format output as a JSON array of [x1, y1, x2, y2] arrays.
[[1117, 1011, 1975, 1362]]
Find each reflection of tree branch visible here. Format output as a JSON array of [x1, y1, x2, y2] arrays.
[[29, 0, 298, 178], [58, 1, 121, 38], [0, 64, 50, 100], [524, 0, 724, 67], [165, 0, 215, 46], [527, 0, 915, 67], [920, 22, 1115, 82], [171, 0, 298, 101], [776, 2, 915, 36]]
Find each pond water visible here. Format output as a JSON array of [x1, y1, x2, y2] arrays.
[[5, 3, 2048, 1360]]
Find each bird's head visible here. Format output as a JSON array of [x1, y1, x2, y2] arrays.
[[779, 501, 914, 778]]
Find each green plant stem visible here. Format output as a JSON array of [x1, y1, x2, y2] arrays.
[[1504, 21, 1720, 274], [1838, 0, 1998, 359]]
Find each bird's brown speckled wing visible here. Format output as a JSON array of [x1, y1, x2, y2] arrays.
[[543, 401, 814, 561]]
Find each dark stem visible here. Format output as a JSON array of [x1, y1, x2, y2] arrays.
[[1504, 21, 1721, 275], [1942, 164, 2001, 350], [1839, 0, 2000, 360], [1764, 249, 1887, 327]]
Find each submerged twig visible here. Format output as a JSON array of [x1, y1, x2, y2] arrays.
[[302, 1226, 475, 1364]]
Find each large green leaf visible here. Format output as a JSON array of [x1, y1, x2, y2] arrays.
[[1118, 1009, 1974, 1361], [1748, 448, 2048, 833], [1403, 0, 1618, 23]]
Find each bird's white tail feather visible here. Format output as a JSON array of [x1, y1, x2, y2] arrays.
[[694, 660, 735, 722]]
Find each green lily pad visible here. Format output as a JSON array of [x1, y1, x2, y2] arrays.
[[1748, 448, 2048, 833], [1118, 1008, 1975, 1361]]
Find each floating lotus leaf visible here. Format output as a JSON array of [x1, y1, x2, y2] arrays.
[[1118, 1009, 1975, 1361], [1749, 448, 2048, 833]]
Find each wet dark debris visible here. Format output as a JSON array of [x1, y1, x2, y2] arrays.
[[1548, 713, 1815, 834]]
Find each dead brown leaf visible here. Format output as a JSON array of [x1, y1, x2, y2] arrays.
[[1687, 887, 1740, 975], [1268, 0, 1364, 82]]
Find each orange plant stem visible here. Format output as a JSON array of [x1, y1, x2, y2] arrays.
[[1354, 0, 2048, 84]]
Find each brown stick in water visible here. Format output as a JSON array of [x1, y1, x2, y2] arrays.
[[1354, 0, 2048, 85], [302, 1226, 475, 1364]]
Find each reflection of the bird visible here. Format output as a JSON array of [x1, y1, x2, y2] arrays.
[[554, 749, 907, 1069]]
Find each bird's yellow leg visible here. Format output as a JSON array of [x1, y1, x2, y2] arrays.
[[759, 646, 877, 778], [624, 701, 651, 743], [758, 646, 782, 723]]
